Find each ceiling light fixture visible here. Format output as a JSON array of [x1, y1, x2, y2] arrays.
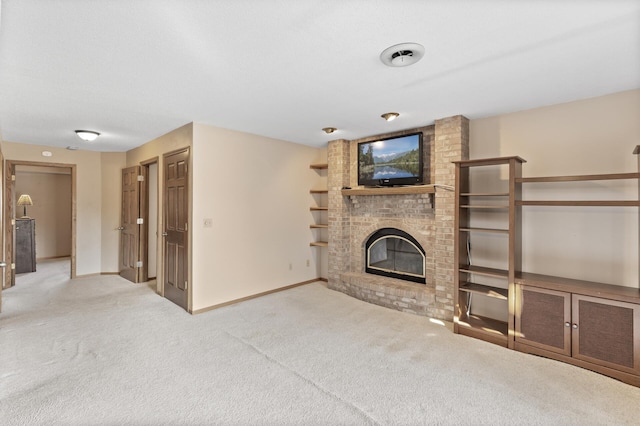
[[75, 130, 100, 142], [381, 112, 400, 122], [322, 127, 337, 134], [380, 42, 425, 67]]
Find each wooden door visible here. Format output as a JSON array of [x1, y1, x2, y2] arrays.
[[163, 149, 189, 310], [0, 150, 4, 310], [572, 294, 640, 375], [119, 166, 142, 283], [515, 285, 571, 356], [4, 161, 16, 289]]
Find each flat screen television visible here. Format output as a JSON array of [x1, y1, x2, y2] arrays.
[[357, 132, 424, 187]]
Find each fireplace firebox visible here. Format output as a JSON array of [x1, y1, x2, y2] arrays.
[[365, 228, 426, 284]]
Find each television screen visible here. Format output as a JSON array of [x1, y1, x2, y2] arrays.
[[357, 133, 423, 186]]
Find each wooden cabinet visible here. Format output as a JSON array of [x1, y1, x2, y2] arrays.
[[573, 294, 640, 375], [516, 278, 640, 385], [310, 163, 328, 248], [516, 285, 571, 355], [453, 156, 525, 347], [16, 218, 36, 273]]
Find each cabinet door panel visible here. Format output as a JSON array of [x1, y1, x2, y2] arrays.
[[516, 285, 571, 356], [573, 295, 640, 375]]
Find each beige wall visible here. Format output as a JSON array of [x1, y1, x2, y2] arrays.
[[191, 123, 323, 311], [470, 89, 640, 288], [2, 142, 121, 276], [15, 167, 72, 258]]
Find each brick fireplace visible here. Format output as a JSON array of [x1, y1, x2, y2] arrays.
[[327, 115, 469, 321]]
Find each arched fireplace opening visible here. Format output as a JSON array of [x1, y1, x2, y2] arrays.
[[365, 228, 426, 284]]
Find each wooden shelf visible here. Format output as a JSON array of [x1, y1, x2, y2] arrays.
[[459, 265, 509, 279], [453, 156, 526, 167], [459, 227, 509, 234], [517, 200, 639, 207], [517, 172, 639, 183], [460, 205, 510, 209], [310, 162, 328, 251], [459, 282, 508, 300], [454, 156, 522, 348], [457, 313, 508, 345], [516, 171, 639, 207], [461, 192, 510, 197], [341, 185, 435, 196], [515, 271, 640, 304]]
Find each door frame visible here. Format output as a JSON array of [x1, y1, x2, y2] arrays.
[[0, 149, 3, 309], [4, 160, 76, 287], [140, 157, 159, 287]]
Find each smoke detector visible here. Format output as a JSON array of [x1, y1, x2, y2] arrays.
[[380, 43, 425, 67]]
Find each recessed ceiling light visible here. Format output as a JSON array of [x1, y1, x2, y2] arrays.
[[41, 151, 53, 157], [75, 130, 100, 142], [380, 43, 425, 67], [322, 127, 337, 134], [381, 112, 400, 121]]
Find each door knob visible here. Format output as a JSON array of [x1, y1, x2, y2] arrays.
[[162, 232, 168, 236], [0, 262, 6, 268], [117, 226, 125, 230]]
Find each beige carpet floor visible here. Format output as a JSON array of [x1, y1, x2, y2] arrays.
[[1, 259, 640, 425]]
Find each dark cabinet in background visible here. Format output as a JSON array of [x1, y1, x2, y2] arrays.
[[16, 218, 36, 273]]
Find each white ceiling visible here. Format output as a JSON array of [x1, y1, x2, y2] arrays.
[[0, 1, 638, 152]]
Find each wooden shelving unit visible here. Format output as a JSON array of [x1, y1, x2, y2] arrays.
[[453, 149, 640, 386], [453, 156, 525, 348], [516, 172, 640, 207], [310, 163, 328, 248]]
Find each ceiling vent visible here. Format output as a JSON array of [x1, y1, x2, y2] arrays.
[[380, 43, 425, 67]]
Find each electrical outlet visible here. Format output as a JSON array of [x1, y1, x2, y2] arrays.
[[306, 259, 310, 267], [289, 263, 292, 270]]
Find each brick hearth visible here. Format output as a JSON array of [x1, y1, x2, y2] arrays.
[[327, 116, 469, 321]]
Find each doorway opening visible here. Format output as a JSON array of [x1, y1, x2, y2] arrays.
[[118, 159, 158, 288], [146, 162, 158, 281], [142, 159, 159, 288], [4, 161, 76, 289]]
